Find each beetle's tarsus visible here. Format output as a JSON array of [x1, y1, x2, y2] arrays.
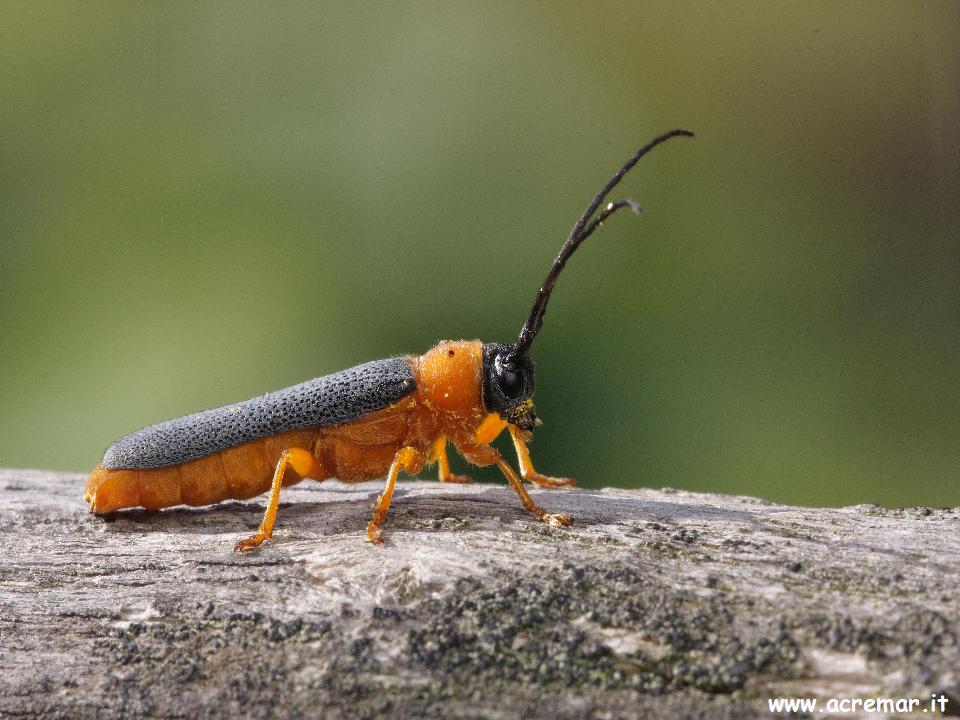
[[440, 473, 473, 484], [366, 522, 385, 544], [526, 473, 576, 489], [543, 512, 573, 528], [234, 533, 267, 553]]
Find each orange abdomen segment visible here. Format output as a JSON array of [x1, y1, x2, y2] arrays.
[[321, 406, 412, 482], [84, 466, 142, 513], [85, 429, 320, 514]]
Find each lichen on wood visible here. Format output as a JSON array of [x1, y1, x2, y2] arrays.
[[2, 468, 958, 719]]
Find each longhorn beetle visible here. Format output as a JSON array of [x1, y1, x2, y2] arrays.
[[85, 129, 694, 550]]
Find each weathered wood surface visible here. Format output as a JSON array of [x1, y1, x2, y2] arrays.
[[1, 468, 959, 719]]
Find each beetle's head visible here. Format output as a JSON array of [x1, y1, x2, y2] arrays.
[[481, 342, 538, 432]]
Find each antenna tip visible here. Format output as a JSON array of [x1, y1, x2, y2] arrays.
[[606, 199, 642, 216]]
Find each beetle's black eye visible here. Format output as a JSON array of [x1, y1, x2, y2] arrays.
[[495, 356, 523, 399]]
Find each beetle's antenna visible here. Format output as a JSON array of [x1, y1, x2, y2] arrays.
[[507, 128, 694, 365]]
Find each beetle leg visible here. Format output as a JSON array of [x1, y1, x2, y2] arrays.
[[494, 455, 573, 528], [508, 425, 576, 488], [367, 447, 419, 544], [235, 448, 323, 553], [432, 437, 472, 484]]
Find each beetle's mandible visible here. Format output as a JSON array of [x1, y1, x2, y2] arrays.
[[85, 129, 694, 550]]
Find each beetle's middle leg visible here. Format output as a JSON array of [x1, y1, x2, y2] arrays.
[[367, 447, 421, 544], [431, 437, 472, 484], [508, 425, 576, 488], [234, 447, 324, 553]]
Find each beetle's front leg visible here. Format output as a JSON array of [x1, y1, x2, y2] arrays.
[[508, 426, 576, 488], [460, 443, 573, 528]]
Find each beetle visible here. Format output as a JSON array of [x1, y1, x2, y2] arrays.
[[85, 128, 693, 550]]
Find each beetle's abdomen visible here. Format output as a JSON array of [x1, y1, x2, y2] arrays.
[[100, 357, 416, 470], [85, 400, 419, 514], [86, 429, 320, 513]]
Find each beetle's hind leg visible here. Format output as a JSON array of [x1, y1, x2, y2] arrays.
[[431, 437, 472, 484], [509, 426, 576, 488], [235, 448, 324, 553]]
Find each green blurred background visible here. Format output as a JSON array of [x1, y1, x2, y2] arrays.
[[2, 1, 958, 507]]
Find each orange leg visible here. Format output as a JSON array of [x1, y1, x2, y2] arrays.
[[235, 447, 323, 553], [508, 425, 576, 488], [495, 456, 573, 528], [432, 437, 472, 484], [367, 447, 419, 544]]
